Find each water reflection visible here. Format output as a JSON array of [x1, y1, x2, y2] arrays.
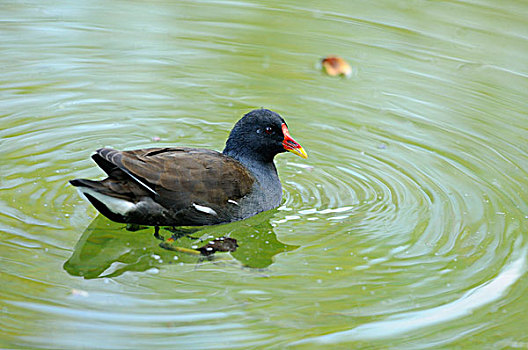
[[64, 211, 298, 278]]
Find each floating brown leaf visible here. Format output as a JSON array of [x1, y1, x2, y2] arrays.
[[321, 56, 352, 77]]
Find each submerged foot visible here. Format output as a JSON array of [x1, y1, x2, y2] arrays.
[[153, 226, 164, 241]]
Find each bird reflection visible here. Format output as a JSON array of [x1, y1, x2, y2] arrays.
[[64, 211, 298, 279]]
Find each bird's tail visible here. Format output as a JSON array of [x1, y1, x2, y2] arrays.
[[69, 178, 104, 190], [69, 178, 135, 222]]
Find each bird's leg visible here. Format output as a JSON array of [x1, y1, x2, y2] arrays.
[[153, 226, 164, 241]]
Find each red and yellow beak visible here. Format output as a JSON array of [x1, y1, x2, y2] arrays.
[[281, 123, 308, 159]]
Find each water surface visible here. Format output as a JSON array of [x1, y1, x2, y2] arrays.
[[1, 0, 528, 348]]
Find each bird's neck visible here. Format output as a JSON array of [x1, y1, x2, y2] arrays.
[[223, 147, 282, 210], [223, 139, 273, 163], [223, 148, 278, 182], [226, 151, 282, 208], [223, 147, 272, 171]]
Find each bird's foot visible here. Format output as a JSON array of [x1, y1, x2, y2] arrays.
[[158, 237, 201, 255], [153, 226, 164, 241]]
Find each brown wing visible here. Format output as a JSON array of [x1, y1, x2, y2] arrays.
[[95, 147, 255, 210]]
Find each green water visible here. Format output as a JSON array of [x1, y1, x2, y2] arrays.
[[2, 0, 528, 348]]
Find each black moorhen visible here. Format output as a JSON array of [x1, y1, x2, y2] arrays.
[[70, 109, 307, 232]]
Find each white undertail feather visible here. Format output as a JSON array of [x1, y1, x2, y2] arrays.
[[192, 203, 218, 216], [77, 188, 136, 215]]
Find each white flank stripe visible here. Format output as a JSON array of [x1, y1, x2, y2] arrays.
[[227, 199, 239, 206], [78, 188, 136, 215], [192, 203, 218, 216]]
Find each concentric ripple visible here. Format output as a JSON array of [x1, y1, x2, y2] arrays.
[[2, 0, 528, 349], [275, 89, 528, 346]]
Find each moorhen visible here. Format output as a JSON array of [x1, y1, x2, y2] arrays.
[[70, 109, 307, 234]]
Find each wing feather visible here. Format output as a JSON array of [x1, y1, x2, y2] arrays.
[[95, 147, 254, 211]]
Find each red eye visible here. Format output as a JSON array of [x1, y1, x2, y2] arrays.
[[265, 126, 273, 134]]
